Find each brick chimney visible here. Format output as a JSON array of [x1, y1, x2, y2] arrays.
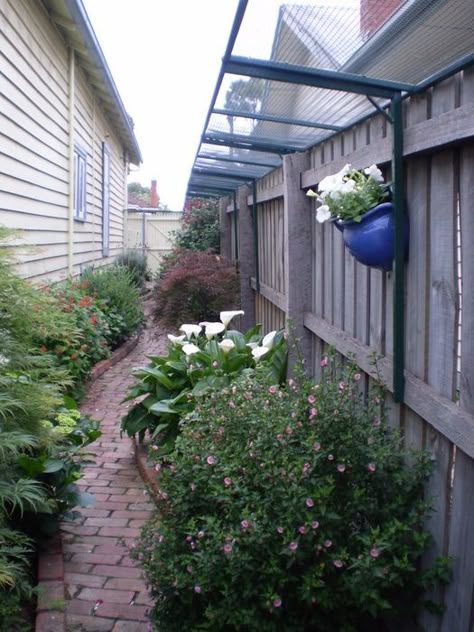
[[360, 0, 401, 37], [150, 179, 158, 207]]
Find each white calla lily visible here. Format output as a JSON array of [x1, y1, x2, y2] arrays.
[[219, 338, 235, 353], [246, 342, 258, 350], [180, 324, 202, 338], [306, 189, 318, 198], [262, 330, 277, 349], [204, 322, 225, 338], [167, 334, 186, 344], [252, 346, 270, 360], [220, 310, 244, 328], [182, 343, 200, 356]]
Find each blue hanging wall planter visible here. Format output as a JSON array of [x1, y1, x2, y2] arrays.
[[333, 202, 408, 271]]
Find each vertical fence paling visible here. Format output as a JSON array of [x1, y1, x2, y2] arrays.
[[226, 68, 474, 629]]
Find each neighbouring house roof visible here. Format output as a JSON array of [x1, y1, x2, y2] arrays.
[[128, 193, 158, 209], [42, 0, 142, 165]]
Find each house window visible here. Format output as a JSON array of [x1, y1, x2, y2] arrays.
[[102, 143, 111, 256], [73, 145, 87, 221]]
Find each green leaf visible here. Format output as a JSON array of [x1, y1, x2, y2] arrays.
[[139, 367, 175, 390], [43, 459, 65, 474], [149, 401, 178, 415]]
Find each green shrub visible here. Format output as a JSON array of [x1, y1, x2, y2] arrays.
[[80, 265, 144, 342], [174, 198, 220, 254], [115, 251, 150, 290], [134, 357, 448, 631], [154, 251, 239, 328], [121, 313, 287, 452]]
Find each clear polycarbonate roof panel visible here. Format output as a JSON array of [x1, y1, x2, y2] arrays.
[[188, 0, 474, 197], [232, 0, 474, 84]]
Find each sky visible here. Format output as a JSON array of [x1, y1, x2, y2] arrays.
[[81, 0, 359, 211], [82, 0, 240, 211]]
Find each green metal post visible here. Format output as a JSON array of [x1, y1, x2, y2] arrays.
[[391, 93, 405, 403], [252, 180, 260, 293], [233, 191, 239, 264]]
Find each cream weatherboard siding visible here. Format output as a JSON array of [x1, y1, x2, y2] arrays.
[[0, 0, 132, 281]]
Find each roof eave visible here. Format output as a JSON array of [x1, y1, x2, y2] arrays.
[[43, 0, 142, 165]]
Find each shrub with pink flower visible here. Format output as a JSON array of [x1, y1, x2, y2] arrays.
[[135, 356, 449, 631]]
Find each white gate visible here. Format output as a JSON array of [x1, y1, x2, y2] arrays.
[[125, 210, 182, 273]]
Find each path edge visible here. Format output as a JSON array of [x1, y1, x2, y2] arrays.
[[35, 330, 142, 632]]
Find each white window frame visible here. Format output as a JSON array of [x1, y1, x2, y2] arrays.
[[102, 143, 111, 256], [73, 145, 87, 221]]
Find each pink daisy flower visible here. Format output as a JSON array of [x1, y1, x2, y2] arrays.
[[333, 560, 344, 568], [223, 477, 232, 487], [194, 585, 201, 593], [305, 497, 314, 508], [288, 541, 298, 551], [337, 464, 346, 473], [206, 455, 215, 465], [367, 463, 376, 472], [273, 597, 282, 608], [370, 547, 380, 558], [307, 394, 316, 404], [268, 385, 277, 394], [240, 520, 249, 530], [311, 521, 320, 529]]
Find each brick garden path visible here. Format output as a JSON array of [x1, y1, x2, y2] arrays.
[[62, 316, 167, 631]]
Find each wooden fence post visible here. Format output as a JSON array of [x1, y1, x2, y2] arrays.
[[219, 197, 232, 259], [283, 151, 313, 373], [237, 184, 255, 331]]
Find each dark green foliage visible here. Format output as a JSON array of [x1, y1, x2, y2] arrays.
[[154, 251, 239, 328]]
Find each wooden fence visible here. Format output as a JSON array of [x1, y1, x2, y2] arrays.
[[220, 67, 474, 631], [125, 210, 182, 274]]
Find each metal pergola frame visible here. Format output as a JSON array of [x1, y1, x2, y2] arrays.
[[187, 0, 474, 402]]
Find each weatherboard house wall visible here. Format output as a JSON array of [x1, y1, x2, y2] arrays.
[[0, 0, 140, 281]]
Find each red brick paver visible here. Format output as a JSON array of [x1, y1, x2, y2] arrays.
[[59, 323, 167, 632]]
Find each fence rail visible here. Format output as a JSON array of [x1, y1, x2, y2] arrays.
[[220, 68, 474, 631]]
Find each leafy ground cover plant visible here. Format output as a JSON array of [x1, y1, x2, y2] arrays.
[[154, 251, 239, 328], [134, 356, 448, 632], [115, 251, 150, 290], [121, 311, 287, 453]]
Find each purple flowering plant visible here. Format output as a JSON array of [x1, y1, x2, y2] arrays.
[[133, 355, 448, 631]]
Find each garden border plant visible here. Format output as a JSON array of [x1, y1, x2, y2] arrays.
[[133, 353, 449, 632], [121, 310, 288, 454]]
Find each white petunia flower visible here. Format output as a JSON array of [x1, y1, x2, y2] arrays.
[[316, 205, 332, 223], [364, 164, 384, 183], [341, 179, 356, 193], [219, 338, 235, 353], [180, 324, 202, 338], [220, 310, 244, 328], [182, 343, 201, 356]]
